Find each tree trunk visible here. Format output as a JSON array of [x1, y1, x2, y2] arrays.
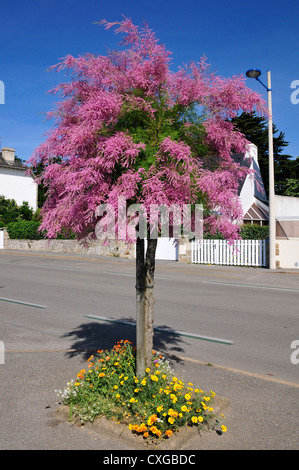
[[135, 236, 158, 377]]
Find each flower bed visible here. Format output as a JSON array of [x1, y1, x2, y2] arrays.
[[55, 340, 227, 442]]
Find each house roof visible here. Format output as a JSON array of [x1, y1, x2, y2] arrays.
[[243, 202, 269, 222], [0, 153, 26, 170]]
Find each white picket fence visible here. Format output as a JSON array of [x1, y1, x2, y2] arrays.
[[191, 239, 267, 267]]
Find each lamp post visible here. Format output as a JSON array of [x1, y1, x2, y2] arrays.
[[246, 69, 276, 270]]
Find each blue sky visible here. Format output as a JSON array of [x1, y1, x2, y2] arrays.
[[0, 0, 298, 162]]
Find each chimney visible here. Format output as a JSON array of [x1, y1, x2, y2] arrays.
[[1, 147, 15, 163]]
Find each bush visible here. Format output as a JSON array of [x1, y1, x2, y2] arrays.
[[0, 196, 34, 225], [6, 220, 44, 240], [240, 225, 269, 240]]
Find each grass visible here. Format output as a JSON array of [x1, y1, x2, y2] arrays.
[[55, 340, 227, 442]]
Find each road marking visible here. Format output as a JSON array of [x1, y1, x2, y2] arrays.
[[85, 315, 233, 345], [203, 280, 299, 292], [170, 354, 299, 388], [0, 297, 47, 309], [157, 267, 242, 279], [102, 271, 173, 279], [36, 264, 81, 271]]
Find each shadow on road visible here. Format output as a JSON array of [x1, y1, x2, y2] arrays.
[[61, 317, 187, 365]]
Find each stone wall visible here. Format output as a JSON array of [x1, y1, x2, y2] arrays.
[[2, 229, 194, 262], [2, 229, 135, 259]]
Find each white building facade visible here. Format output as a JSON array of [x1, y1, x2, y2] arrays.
[[0, 147, 38, 212]]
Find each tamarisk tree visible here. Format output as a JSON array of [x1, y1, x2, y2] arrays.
[[28, 17, 266, 376]]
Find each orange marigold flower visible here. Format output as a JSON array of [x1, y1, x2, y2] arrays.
[[165, 430, 173, 437]]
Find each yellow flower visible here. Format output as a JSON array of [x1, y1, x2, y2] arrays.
[[113, 385, 118, 389], [151, 375, 158, 382], [134, 388, 139, 393], [181, 405, 188, 412], [129, 397, 138, 403], [114, 362, 119, 366], [115, 394, 120, 399], [141, 378, 146, 386], [168, 417, 175, 424], [194, 389, 199, 393], [157, 405, 163, 413], [139, 423, 147, 432], [198, 416, 203, 422], [184, 393, 191, 401], [221, 425, 227, 433], [146, 368, 151, 373], [191, 416, 198, 423], [147, 415, 158, 426], [150, 425, 161, 436]]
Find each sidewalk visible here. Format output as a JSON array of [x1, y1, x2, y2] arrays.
[[1, 348, 298, 450]]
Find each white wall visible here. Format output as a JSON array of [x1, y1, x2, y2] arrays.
[[276, 239, 299, 269], [140, 238, 178, 260], [275, 195, 299, 218], [0, 168, 38, 212]]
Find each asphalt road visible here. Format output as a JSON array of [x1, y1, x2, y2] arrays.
[[0, 249, 298, 384], [0, 249, 299, 451]]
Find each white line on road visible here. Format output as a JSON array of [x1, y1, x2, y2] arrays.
[[102, 271, 174, 279], [203, 280, 299, 292], [0, 297, 47, 309], [36, 264, 81, 271], [85, 314, 233, 345]]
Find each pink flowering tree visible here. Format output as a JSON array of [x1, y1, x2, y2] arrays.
[[28, 17, 266, 376]]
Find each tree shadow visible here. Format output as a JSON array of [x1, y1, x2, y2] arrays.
[[61, 316, 187, 365]]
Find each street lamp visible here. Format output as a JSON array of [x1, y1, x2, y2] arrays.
[[246, 69, 276, 270]]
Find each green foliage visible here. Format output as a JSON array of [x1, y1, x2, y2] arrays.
[[0, 196, 34, 225], [240, 224, 269, 240], [6, 220, 44, 240], [284, 177, 299, 197]]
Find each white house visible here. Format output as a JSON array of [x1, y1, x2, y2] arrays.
[[0, 147, 38, 212]]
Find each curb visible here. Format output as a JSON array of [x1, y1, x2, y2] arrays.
[[56, 396, 231, 450]]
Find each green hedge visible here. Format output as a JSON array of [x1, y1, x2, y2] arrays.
[[240, 225, 269, 240], [6, 220, 44, 240], [6, 220, 76, 240]]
